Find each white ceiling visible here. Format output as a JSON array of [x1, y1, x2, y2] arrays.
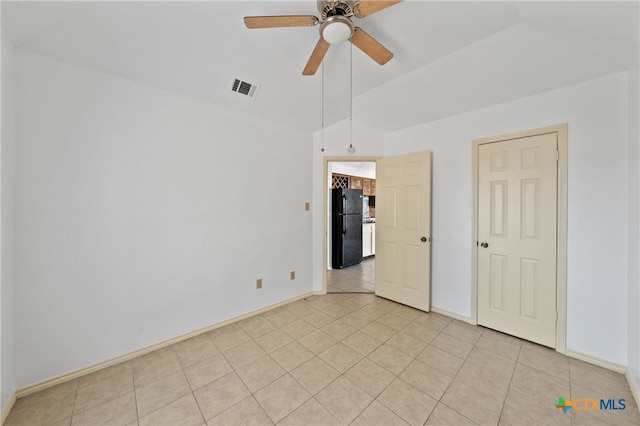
[[2, 1, 638, 133]]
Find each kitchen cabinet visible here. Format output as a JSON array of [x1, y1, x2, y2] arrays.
[[332, 173, 375, 195], [362, 178, 376, 196], [350, 177, 363, 190], [362, 223, 375, 257], [363, 179, 371, 196]]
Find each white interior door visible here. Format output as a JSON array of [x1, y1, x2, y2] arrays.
[[477, 133, 558, 347], [375, 152, 431, 311]]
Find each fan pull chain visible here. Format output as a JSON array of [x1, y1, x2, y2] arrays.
[[348, 42, 355, 154], [321, 61, 325, 153]]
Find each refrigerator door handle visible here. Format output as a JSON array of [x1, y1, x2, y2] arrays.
[[342, 195, 348, 234]]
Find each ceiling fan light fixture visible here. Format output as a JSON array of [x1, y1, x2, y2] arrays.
[[320, 16, 354, 44]]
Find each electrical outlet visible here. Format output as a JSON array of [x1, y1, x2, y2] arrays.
[[290, 271, 296, 280], [256, 278, 262, 289], [304, 202, 310, 211]]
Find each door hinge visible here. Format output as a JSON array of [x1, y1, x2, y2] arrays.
[[555, 150, 560, 162]]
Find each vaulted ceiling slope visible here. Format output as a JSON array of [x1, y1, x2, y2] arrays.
[[2, 1, 638, 133]]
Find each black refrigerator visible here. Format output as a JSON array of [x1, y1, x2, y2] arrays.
[[332, 188, 363, 268]]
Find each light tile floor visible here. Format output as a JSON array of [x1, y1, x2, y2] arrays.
[[327, 257, 374, 293], [6, 293, 640, 426]]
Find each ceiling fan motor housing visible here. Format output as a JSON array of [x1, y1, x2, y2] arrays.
[[318, 0, 355, 20]]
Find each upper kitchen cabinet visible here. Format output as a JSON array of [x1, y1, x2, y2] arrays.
[[332, 173, 375, 196], [362, 178, 375, 196], [350, 177, 362, 190]]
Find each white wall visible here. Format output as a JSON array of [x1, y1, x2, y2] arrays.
[[628, 57, 640, 387], [330, 163, 375, 180], [311, 119, 384, 291], [385, 73, 630, 365], [1, 29, 16, 411], [13, 49, 313, 388]]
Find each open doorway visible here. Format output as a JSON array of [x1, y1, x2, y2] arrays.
[[325, 160, 377, 293]]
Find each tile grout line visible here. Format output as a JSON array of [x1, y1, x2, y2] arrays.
[[421, 321, 476, 425], [235, 313, 294, 425], [132, 372, 141, 426], [70, 380, 79, 425], [495, 342, 523, 425], [175, 339, 208, 426]]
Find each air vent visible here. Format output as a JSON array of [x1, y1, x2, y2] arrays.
[[231, 78, 259, 99]]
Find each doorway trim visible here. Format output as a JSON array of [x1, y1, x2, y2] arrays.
[[471, 124, 568, 353], [322, 156, 382, 294]]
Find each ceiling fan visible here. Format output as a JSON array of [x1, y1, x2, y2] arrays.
[[244, 0, 402, 76]]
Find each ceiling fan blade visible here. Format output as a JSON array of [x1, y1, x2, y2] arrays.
[[244, 15, 319, 29], [350, 27, 393, 65], [303, 38, 330, 76], [354, 0, 403, 17]]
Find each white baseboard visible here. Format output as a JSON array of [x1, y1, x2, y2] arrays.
[[565, 349, 627, 374], [626, 369, 640, 413], [430, 306, 473, 324], [427, 306, 640, 412], [430, 309, 630, 377], [567, 352, 640, 411], [1, 390, 17, 426], [15, 291, 314, 400]]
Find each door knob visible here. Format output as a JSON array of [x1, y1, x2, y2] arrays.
[[421, 236, 428, 242], [480, 242, 489, 248]]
